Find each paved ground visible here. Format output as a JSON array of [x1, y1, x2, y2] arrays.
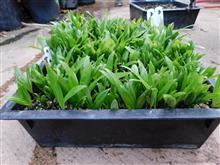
[[0, 1, 220, 165]]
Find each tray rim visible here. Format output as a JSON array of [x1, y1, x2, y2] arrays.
[[130, 0, 200, 12], [1, 100, 220, 120]]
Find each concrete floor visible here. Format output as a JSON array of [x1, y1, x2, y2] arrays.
[[0, 1, 220, 165]]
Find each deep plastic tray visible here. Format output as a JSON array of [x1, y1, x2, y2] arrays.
[[130, 0, 200, 28], [1, 100, 220, 148]]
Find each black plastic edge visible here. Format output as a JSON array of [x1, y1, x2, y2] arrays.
[[1, 100, 220, 120], [129, 0, 200, 12]]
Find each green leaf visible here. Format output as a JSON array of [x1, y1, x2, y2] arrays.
[[165, 56, 175, 73], [110, 99, 119, 109], [9, 96, 31, 107], [202, 67, 216, 78], [60, 61, 78, 86], [100, 68, 135, 109], [80, 56, 92, 85], [158, 79, 175, 100], [106, 52, 114, 70], [136, 90, 147, 109], [163, 94, 176, 108], [212, 76, 220, 108], [213, 75, 220, 93], [138, 61, 148, 80], [46, 63, 65, 109], [123, 65, 151, 90], [15, 67, 32, 93], [148, 61, 155, 74], [64, 85, 87, 103], [88, 76, 104, 91], [9, 85, 32, 107], [93, 89, 110, 109], [173, 92, 186, 103], [150, 88, 158, 108]]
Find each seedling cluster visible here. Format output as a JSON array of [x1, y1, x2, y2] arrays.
[[10, 12, 220, 110]]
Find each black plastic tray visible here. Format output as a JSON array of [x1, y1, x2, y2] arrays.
[[1, 100, 220, 148], [130, 0, 200, 28]]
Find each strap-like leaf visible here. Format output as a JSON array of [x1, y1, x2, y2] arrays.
[[163, 94, 176, 108], [93, 89, 110, 109], [64, 85, 87, 103]]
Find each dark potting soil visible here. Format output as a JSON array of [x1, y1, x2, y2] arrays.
[[13, 99, 210, 111], [144, 3, 177, 10]]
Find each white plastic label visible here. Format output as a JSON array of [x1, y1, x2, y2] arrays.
[[43, 47, 52, 65], [154, 7, 164, 26], [147, 7, 164, 27], [147, 8, 155, 25]]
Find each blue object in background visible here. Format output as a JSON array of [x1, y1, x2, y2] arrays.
[[0, 0, 21, 31], [59, 0, 78, 9], [27, 0, 60, 24]]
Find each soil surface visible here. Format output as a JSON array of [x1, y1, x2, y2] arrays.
[[144, 3, 177, 10]]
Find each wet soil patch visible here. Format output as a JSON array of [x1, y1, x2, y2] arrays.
[[29, 145, 57, 165]]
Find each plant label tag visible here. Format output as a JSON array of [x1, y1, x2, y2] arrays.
[[147, 8, 155, 25], [147, 7, 164, 27], [155, 7, 164, 26], [43, 47, 52, 65]]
